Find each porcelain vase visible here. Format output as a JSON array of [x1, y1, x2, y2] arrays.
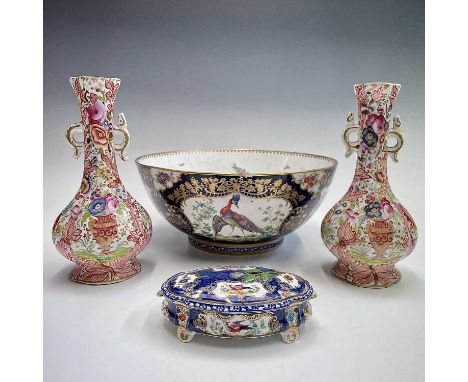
[[52, 76, 152, 284], [321, 82, 417, 288]]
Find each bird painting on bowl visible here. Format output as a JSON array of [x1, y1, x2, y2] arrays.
[[136, 149, 337, 255], [212, 194, 264, 238]]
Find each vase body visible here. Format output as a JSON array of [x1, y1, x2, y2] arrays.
[[321, 82, 417, 288], [52, 76, 152, 284]]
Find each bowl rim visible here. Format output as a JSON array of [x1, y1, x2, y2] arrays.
[[135, 148, 338, 176]]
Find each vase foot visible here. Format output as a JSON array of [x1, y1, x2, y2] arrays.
[[188, 236, 283, 255], [69, 259, 142, 285], [332, 261, 401, 289]]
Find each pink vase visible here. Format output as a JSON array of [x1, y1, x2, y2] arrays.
[[321, 82, 417, 288], [52, 76, 152, 285]]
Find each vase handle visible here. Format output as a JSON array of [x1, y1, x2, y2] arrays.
[[113, 113, 130, 161], [66, 123, 84, 159], [383, 116, 404, 162], [342, 112, 359, 157]]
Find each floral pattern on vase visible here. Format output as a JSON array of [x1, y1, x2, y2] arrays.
[[321, 82, 417, 288], [52, 76, 152, 284]]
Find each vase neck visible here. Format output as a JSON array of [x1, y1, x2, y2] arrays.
[[81, 134, 121, 186], [70, 76, 122, 185], [70, 76, 121, 127], [354, 82, 400, 128], [350, 82, 400, 186], [353, 150, 389, 186]]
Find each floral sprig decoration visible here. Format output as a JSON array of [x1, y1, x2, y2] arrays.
[[87, 189, 120, 216], [364, 197, 394, 219]]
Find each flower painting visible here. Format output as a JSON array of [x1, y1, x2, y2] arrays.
[[87, 100, 106, 125], [90, 124, 109, 146]]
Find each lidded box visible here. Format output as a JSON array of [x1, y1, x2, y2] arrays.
[[157, 266, 316, 343]]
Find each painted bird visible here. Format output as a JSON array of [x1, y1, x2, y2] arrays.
[[212, 194, 264, 236], [227, 320, 252, 333]]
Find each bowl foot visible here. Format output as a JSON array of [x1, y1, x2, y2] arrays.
[[332, 260, 401, 288], [69, 259, 141, 285], [188, 236, 283, 255], [280, 327, 300, 344], [177, 326, 195, 343]]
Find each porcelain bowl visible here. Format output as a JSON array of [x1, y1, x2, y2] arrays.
[[136, 149, 337, 254]]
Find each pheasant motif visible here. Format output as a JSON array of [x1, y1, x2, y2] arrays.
[[212, 194, 264, 236]]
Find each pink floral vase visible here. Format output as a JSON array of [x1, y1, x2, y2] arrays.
[[52, 76, 152, 284], [321, 82, 417, 288]]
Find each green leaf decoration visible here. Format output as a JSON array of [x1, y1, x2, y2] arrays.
[[260, 272, 272, 282], [80, 211, 91, 224], [245, 268, 261, 274], [322, 225, 332, 237], [242, 273, 256, 283]]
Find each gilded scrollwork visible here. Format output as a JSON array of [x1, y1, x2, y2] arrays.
[[268, 316, 282, 333], [167, 177, 306, 207], [194, 312, 207, 332]]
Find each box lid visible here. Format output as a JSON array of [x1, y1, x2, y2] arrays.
[[159, 266, 314, 312]]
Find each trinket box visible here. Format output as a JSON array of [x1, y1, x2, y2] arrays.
[[157, 266, 316, 343]]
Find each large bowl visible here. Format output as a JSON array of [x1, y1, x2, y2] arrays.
[[136, 149, 337, 255]]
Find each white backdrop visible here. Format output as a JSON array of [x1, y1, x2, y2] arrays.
[[44, 1, 424, 381]]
